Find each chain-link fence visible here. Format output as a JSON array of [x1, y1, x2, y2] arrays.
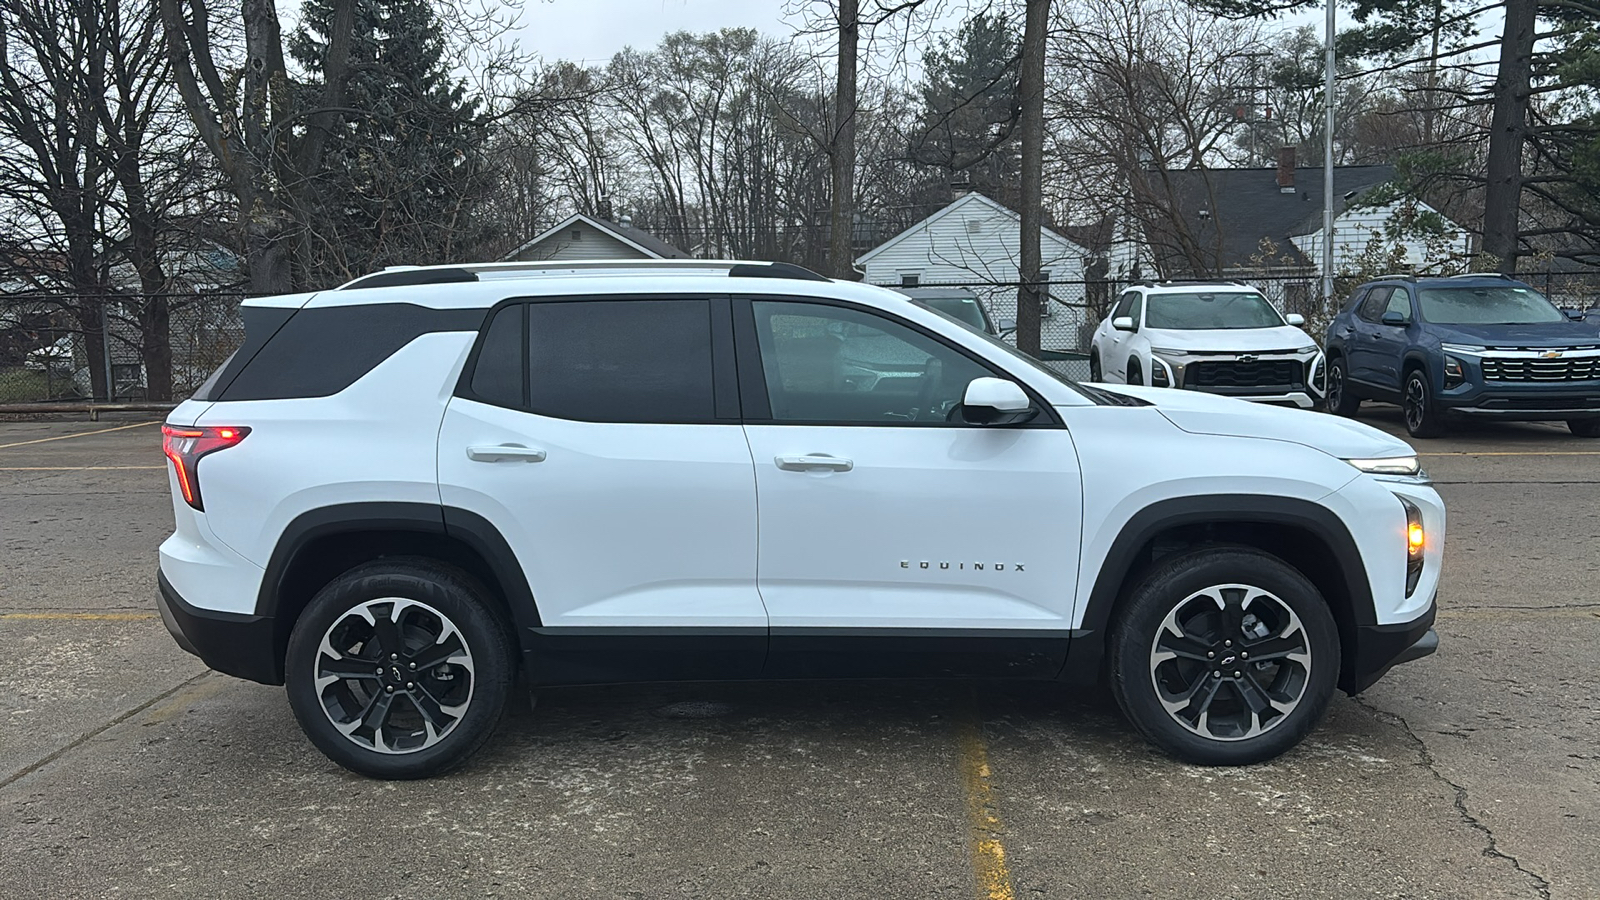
[[0, 292, 250, 405]]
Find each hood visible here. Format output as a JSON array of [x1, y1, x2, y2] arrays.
[[1429, 320, 1600, 347], [1100, 385, 1414, 460], [1143, 325, 1317, 353]]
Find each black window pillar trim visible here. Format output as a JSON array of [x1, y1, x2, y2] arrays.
[[1057, 494, 1377, 686]]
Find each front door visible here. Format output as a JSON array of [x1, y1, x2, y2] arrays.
[[437, 296, 766, 684], [735, 298, 1083, 679]]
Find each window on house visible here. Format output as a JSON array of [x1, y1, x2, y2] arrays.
[[900, 273, 920, 288]]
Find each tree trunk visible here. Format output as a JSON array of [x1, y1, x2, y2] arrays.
[[1015, 0, 1049, 356], [1482, 0, 1535, 273], [828, 0, 860, 280]]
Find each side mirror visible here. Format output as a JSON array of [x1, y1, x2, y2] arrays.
[[960, 377, 1038, 426], [1562, 308, 1584, 321], [1380, 311, 1407, 326], [1111, 316, 1135, 332], [1285, 313, 1306, 326], [996, 317, 1016, 335]]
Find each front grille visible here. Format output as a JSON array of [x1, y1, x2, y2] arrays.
[[1481, 356, 1600, 382], [1186, 359, 1302, 388]]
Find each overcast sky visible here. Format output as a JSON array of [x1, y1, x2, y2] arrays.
[[512, 0, 799, 65]]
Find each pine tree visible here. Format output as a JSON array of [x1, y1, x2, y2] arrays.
[[907, 12, 1022, 208], [289, 0, 490, 282]]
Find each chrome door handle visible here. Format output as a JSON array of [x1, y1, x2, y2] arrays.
[[466, 444, 547, 463], [775, 454, 853, 472]]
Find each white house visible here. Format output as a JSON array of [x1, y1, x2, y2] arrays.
[[500, 212, 688, 263], [855, 191, 1094, 351]]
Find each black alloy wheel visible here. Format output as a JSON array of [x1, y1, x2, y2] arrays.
[[1402, 368, 1445, 438], [1325, 357, 1360, 416]]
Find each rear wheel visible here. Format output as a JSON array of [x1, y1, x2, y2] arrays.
[[1109, 548, 1340, 766], [1568, 417, 1600, 438], [285, 558, 514, 779], [1324, 356, 1360, 416], [1402, 368, 1446, 438]]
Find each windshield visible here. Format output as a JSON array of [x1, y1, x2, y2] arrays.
[[916, 297, 989, 332], [1416, 286, 1564, 325], [1145, 292, 1284, 330]]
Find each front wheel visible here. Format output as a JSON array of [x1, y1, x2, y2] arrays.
[[1324, 356, 1360, 416], [285, 559, 515, 779], [1089, 354, 1103, 382], [1109, 548, 1340, 766], [1403, 368, 1446, 438], [1127, 359, 1143, 386], [1568, 417, 1600, 438]]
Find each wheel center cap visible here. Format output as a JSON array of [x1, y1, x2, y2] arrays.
[[1218, 654, 1238, 668], [387, 664, 406, 684]]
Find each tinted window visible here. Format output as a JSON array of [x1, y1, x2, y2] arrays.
[[1127, 294, 1144, 330], [1416, 285, 1563, 325], [1383, 289, 1413, 321], [1145, 292, 1283, 329], [470, 303, 523, 407], [751, 301, 994, 424], [1110, 291, 1137, 319], [526, 299, 714, 423], [1358, 287, 1393, 322]]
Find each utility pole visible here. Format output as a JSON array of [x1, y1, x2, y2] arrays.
[[1016, 0, 1049, 357], [1322, 0, 1336, 304]]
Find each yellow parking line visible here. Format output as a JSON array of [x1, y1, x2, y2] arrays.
[[1439, 607, 1600, 620], [0, 465, 164, 471], [0, 420, 159, 450], [0, 612, 156, 621], [958, 714, 1016, 900]]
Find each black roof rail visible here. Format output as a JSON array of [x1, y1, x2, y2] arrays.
[[340, 267, 479, 290], [1371, 273, 1417, 282], [727, 261, 830, 282]]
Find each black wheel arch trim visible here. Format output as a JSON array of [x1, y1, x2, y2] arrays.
[[1060, 494, 1377, 683], [256, 502, 543, 678]]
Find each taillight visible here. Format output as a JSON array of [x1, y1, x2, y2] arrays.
[[161, 424, 250, 510]]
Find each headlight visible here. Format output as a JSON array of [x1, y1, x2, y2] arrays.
[[1347, 455, 1421, 475], [1443, 355, 1467, 387], [1148, 347, 1184, 356], [1440, 343, 1487, 355]]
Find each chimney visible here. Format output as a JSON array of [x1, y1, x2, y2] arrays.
[[1277, 147, 1296, 193], [950, 177, 973, 197]]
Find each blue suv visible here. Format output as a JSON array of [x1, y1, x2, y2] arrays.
[[1324, 274, 1600, 438]]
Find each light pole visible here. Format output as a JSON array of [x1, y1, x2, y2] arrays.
[[1323, 0, 1336, 304]]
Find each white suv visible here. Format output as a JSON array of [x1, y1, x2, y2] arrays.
[[157, 260, 1441, 779], [1089, 282, 1325, 408]]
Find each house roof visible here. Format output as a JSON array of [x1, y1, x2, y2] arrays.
[[855, 192, 1089, 267], [500, 212, 688, 261], [1147, 165, 1396, 271]]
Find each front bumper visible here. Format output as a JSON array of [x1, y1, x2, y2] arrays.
[[1342, 601, 1437, 694], [158, 569, 283, 684]]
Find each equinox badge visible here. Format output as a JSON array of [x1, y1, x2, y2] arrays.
[[902, 560, 1025, 572]]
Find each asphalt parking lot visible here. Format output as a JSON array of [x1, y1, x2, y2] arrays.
[[1, 410, 1596, 899]]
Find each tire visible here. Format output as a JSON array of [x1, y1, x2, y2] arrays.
[[1568, 417, 1600, 438], [1108, 548, 1341, 766], [1127, 359, 1143, 386], [285, 558, 515, 779], [1089, 353, 1102, 382], [1402, 367, 1446, 438], [1324, 356, 1360, 416]]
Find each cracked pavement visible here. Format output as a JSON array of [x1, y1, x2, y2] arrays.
[[1, 410, 1597, 899]]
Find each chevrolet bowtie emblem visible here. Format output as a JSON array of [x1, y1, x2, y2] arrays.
[[1542, 350, 1563, 359]]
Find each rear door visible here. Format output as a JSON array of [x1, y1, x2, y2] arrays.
[[436, 296, 766, 683]]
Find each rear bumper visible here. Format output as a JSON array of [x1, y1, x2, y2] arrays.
[[158, 569, 283, 685], [1341, 601, 1437, 694]]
